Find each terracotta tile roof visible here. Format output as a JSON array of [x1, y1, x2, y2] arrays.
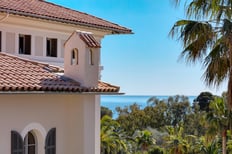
[[80, 33, 101, 48], [0, 53, 120, 93], [0, 0, 132, 34]]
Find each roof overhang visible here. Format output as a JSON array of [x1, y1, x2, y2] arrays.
[[0, 91, 125, 95], [0, 8, 133, 35]]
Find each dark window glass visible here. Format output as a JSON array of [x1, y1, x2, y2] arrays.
[[45, 128, 56, 154], [71, 48, 78, 65], [19, 34, 31, 55], [24, 132, 36, 154], [46, 38, 57, 57]]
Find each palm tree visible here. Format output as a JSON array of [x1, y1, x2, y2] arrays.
[[134, 130, 156, 153], [170, 0, 232, 110], [100, 115, 128, 154], [197, 136, 221, 154], [205, 96, 228, 154], [164, 124, 193, 154]]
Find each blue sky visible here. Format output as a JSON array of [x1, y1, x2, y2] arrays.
[[48, 0, 227, 96]]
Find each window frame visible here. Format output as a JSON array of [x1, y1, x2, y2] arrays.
[[46, 38, 57, 57], [24, 131, 36, 154], [71, 48, 78, 65], [19, 34, 31, 55]]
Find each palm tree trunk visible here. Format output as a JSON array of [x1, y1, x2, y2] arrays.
[[228, 70, 232, 110], [225, 39, 232, 154], [222, 129, 227, 154], [228, 35, 232, 110]]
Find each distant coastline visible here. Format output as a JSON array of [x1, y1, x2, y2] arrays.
[[101, 95, 196, 118]]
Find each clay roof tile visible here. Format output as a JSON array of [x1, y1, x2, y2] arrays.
[[0, 0, 132, 34], [0, 53, 120, 93]]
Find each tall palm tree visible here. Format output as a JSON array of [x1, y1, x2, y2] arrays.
[[170, 0, 232, 110]]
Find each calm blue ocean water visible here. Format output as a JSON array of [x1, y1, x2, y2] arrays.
[[101, 95, 196, 119]]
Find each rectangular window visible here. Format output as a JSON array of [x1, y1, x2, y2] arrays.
[[19, 34, 31, 55], [0, 31, 2, 52], [46, 38, 57, 57]]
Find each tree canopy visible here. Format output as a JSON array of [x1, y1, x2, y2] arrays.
[[100, 94, 232, 153]]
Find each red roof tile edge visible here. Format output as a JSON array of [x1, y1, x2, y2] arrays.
[[79, 33, 101, 48], [0, 52, 120, 94], [0, 0, 132, 34]]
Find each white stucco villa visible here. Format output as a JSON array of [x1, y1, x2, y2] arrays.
[[0, 0, 132, 154]]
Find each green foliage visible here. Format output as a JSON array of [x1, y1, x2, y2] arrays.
[[100, 94, 232, 153], [194, 91, 214, 111], [170, 1, 232, 151], [100, 115, 129, 154], [197, 136, 221, 154], [134, 130, 156, 152], [101, 106, 113, 118], [116, 103, 149, 135], [116, 95, 192, 135], [163, 124, 198, 154]]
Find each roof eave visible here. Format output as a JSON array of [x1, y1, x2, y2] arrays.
[[0, 91, 124, 95], [0, 8, 133, 34]]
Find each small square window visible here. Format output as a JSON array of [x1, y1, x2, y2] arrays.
[[47, 38, 57, 57]]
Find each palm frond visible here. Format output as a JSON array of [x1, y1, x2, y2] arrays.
[[203, 38, 230, 87], [186, 0, 212, 19], [171, 20, 223, 65]]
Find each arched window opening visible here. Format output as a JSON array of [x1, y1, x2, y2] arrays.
[[24, 131, 36, 154], [71, 48, 78, 65], [45, 128, 56, 154], [89, 49, 94, 65]]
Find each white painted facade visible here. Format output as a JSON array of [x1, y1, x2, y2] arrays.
[[0, 10, 112, 154], [0, 94, 100, 154], [0, 13, 108, 67]]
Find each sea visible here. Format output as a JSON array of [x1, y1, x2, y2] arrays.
[[101, 95, 196, 119]]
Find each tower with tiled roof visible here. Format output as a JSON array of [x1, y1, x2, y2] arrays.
[[64, 31, 101, 88]]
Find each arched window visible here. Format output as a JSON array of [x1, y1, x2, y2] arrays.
[[71, 48, 78, 65], [89, 49, 94, 65], [45, 128, 56, 154], [11, 130, 37, 154], [24, 131, 36, 154]]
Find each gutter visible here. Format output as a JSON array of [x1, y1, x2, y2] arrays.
[[0, 8, 133, 34]]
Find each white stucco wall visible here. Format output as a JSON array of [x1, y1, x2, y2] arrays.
[[0, 94, 100, 154], [64, 32, 100, 87], [0, 13, 104, 67]]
